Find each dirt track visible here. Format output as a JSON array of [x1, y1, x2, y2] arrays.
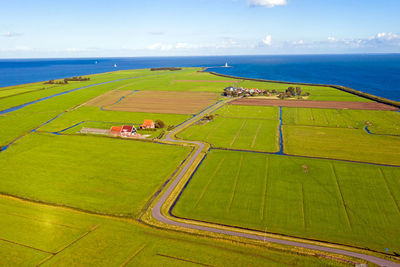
[[231, 98, 399, 111]]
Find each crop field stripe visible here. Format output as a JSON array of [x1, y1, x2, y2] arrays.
[[0, 237, 53, 255], [205, 120, 224, 141], [120, 244, 147, 267], [229, 120, 247, 147], [227, 154, 244, 211], [250, 122, 263, 148], [379, 168, 400, 215], [0, 211, 80, 230], [330, 163, 352, 229], [301, 183, 307, 230], [193, 157, 226, 209], [155, 253, 215, 267], [260, 156, 269, 221]]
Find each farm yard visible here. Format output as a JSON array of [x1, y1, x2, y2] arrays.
[[102, 90, 220, 114], [1, 67, 399, 265], [172, 149, 400, 253]]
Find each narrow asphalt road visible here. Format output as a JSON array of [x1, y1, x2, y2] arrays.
[[152, 101, 400, 267]]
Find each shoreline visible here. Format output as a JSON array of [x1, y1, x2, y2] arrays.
[[204, 69, 400, 108]]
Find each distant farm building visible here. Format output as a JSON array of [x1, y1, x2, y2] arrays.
[[140, 120, 155, 129], [110, 125, 137, 137], [121, 125, 137, 137], [110, 126, 123, 136]]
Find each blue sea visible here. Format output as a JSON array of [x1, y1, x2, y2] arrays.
[[1, 54, 399, 101]]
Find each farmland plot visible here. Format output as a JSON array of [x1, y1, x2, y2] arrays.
[[172, 150, 400, 253]]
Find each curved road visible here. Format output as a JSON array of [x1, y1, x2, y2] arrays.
[[152, 101, 400, 267]]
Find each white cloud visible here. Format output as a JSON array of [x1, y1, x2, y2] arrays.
[[14, 45, 31, 51], [147, 43, 174, 51], [327, 37, 337, 42], [2, 31, 23, 37], [249, 0, 287, 8], [262, 35, 272, 46]]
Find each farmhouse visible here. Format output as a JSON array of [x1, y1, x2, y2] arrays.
[[140, 119, 155, 129], [121, 125, 137, 137]]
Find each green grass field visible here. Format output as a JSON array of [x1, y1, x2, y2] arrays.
[[283, 107, 400, 134], [0, 133, 191, 216], [0, 196, 341, 267], [178, 105, 280, 152], [172, 149, 400, 253], [179, 116, 280, 152], [283, 125, 400, 165]]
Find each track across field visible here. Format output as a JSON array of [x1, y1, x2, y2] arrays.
[[231, 98, 398, 111]]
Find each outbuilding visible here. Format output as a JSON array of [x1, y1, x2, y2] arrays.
[[140, 120, 155, 129], [110, 126, 122, 136]]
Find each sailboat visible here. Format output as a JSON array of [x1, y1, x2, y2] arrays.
[[114, 64, 118, 68], [225, 62, 228, 67]]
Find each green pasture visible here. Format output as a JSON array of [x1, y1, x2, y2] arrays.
[[0, 197, 340, 267], [239, 80, 370, 102], [0, 77, 176, 147], [172, 149, 400, 253], [39, 106, 190, 133], [283, 107, 400, 134], [283, 125, 400, 165], [217, 104, 279, 119], [0, 133, 190, 216], [115, 68, 239, 92], [179, 116, 279, 152]]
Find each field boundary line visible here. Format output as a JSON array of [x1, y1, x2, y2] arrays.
[[251, 121, 263, 148], [227, 154, 244, 211], [229, 120, 247, 147], [0, 211, 80, 230], [37, 225, 99, 266], [330, 163, 352, 230], [205, 120, 223, 141], [0, 237, 53, 255], [194, 157, 225, 209], [120, 244, 147, 267], [301, 184, 307, 230], [260, 156, 269, 221], [379, 168, 400, 215], [155, 253, 215, 266]]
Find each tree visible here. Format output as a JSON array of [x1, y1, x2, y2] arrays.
[[155, 120, 166, 128], [296, 87, 302, 96], [278, 93, 285, 99], [286, 87, 295, 96]]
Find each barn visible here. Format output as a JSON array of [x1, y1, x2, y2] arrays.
[[110, 126, 122, 136], [140, 119, 155, 129]]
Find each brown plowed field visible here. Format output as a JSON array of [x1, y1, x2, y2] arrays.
[[85, 90, 134, 107], [104, 91, 219, 114], [230, 98, 399, 111], [173, 80, 238, 83]]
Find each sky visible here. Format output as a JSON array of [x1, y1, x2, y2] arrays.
[[0, 0, 399, 58]]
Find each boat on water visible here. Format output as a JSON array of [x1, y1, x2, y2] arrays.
[[114, 64, 117, 68], [225, 62, 229, 67]]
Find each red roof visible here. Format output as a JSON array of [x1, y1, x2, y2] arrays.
[[121, 125, 134, 133], [110, 126, 122, 134], [141, 120, 154, 127]]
